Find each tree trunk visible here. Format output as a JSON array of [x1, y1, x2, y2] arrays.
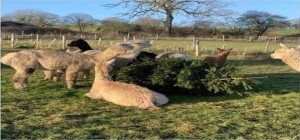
[[164, 12, 173, 36]]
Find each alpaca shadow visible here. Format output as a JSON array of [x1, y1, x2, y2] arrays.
[[245, 72, 300, 94], [1, 64, 11, 69], [227, 59, 286, 67], [168, 93, 248, 105]]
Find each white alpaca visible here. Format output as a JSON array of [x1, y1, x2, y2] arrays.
[[271, 43, 300, 72], [155, 51, 191, 61], [113, 40, 152, 69], [85, 59, 169, 109]]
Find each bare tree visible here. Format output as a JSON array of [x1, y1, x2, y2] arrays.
[[237, 10, 290, 36], [105, 0, 230, 36], [4, 9, 59, 26], [33, 12, 60, 27], [1, 15, 15, 22], [13, 9, 36, 23], [64, 13, 95, 32], [132, 17, 162, 26]]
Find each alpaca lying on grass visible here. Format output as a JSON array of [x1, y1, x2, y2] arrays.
[[155, 51, 191, 61], [85, 59, 169, 109], [271, 43, 300, 72], [204, 48, 232, 66], [1, 45, 131, 89]]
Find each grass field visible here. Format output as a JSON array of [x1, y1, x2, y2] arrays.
[[1, 40, 300, 139]]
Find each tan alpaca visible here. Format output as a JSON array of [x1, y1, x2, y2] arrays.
[[1, 45, 131, 89], [271, 43, 300, 72], [85, 60, 169, 109], [204, 48, 232, 66]]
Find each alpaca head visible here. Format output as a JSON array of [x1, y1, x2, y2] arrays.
[[67, 39, 93, 52], [217, 48, 232, 57], [130, 40, 151, 49], [95, 59, 115, 80], [271, 43, 294, 59]]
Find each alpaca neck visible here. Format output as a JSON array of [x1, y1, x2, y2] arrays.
[[78, 44, 93, 52], [94, 54, 117, 62], [94, 71, 111, 83], [216, 55, 228, 65]]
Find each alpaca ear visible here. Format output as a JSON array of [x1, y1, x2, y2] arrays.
[[229, 48, 233, 51], [217, 48, 223, 51], [280, 43, 288, 49], [105, 59, 115, 66]]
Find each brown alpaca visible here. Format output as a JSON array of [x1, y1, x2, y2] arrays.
[[204, 48, 232, 66], [85, 60, 169, 109]]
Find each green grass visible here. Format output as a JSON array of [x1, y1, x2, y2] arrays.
[[1, 41, 300, 139]]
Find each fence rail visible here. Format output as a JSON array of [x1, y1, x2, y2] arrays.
[[2, 33, 300, 43]]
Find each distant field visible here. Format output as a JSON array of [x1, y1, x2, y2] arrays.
[[2, 39, 299, 58], [1, 39, 300, 139]]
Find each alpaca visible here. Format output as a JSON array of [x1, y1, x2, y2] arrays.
[[112, 40, 151, 69], [203, 48, 232, 66], [85, 60, 169, 109], [155, 51, 191, 61], [271, 43, 300, 72], [1, 45, 131, 89], [44, 39, 101, 81], [66, 39, 152, 69]]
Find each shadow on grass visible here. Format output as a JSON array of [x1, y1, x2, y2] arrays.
[[228, 59, 285, 67], [246, 72, 300, 94]]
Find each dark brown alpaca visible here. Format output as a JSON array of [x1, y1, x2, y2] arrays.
[[204, 48, 232, 66]]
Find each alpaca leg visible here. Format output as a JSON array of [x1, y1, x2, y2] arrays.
[[138, 102, 159, 109], [84, 91, 103, 100], [13, 69, 33, 89], [65, 66, 79, 89], [43, 70, 53, 81], [53, 70, 64, 82], [82, 70, 90, 81]]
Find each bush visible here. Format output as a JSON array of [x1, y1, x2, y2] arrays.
[[113, 59, 253, 95]]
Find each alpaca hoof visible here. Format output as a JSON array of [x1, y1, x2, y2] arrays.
[[84, 92, 91, 98], [14, 83, 27, 90]]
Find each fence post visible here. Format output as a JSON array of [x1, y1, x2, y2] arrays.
[[11, 34, 15, 48], [249, 36, 252, 42], [123, 37, 127, 42], [195, 39, 200, 56], [62, 35, 66, 49], [127, 33, 130, 40], [36, 34, 39, 48], [243, 48, 247, 56], [264, 40, 270, 53], [211, 49, 215, 55], [156, 34, 159, 40], [97, 38, 102, 48], [193, 35, 196, 50], [274, 37, 277, 42], [222, 35, 225, 41], [21, 30, 24, 37], [94, 34, 97, 40]]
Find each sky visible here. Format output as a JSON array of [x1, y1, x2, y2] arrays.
[[1, 0, 299, 24]]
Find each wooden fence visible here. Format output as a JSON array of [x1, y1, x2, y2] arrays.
[[2, 33, 300, 42], [4, 33, 287, 59]]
